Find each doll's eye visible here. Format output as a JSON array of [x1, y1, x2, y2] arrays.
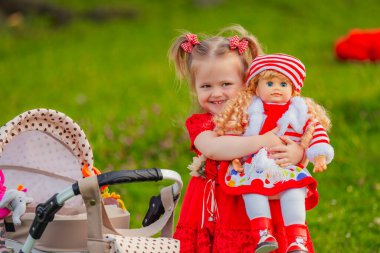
[[267, 82, 273, 87], [281, 82, 287, 87]]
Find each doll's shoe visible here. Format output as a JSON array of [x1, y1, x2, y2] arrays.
[[285, 224, 309, 253], [286, 239, 308, 253], [250, 217, 278, 253], [255, 229, 278, 253]]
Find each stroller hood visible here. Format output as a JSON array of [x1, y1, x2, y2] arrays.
[[0, 108, 95, 208]]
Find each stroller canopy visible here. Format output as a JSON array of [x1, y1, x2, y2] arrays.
[[0, 108, 95, 208]]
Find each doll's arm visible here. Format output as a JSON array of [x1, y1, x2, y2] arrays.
[[305, 123, 334, 171], [194, 130, 282, 161]]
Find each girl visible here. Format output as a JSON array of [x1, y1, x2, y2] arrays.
[[169, 27, 310, 253], [214, 53, 334, 253]]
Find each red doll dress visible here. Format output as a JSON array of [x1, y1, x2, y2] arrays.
[[218, 102, 319, 211], [173, 113, 315, 253]]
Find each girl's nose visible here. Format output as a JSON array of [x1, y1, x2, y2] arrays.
[[212, 88, 223, 97]]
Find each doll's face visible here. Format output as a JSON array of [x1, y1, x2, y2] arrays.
[[194, 54, 244, 115], [256, 76, 293, 103]]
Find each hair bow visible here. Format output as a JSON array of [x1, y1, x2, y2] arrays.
[[181, 34, 200, 53], [230, 35, 248, 55]]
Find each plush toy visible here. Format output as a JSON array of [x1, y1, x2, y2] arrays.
[[0, 171, 33, 226], [0, 185, 33, 225]]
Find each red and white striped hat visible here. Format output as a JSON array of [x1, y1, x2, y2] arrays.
[[246, 53, 306, 92]]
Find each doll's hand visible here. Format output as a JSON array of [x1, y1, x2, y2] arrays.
[[268, 136, 304, 167], [313, 156, 327, 173]]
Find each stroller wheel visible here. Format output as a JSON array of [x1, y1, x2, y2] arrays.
[[142, 194, 164, 227]]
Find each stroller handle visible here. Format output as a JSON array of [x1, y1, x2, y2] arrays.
[[72, 168, 163, 195]]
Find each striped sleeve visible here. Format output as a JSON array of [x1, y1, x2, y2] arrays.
[[309, 122, 330, 147], [305, 121, 334, 164]]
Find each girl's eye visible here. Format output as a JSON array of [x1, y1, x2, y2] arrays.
[[200, 84, 211, 88], [281, 82, 287, 87], [267, 82, 273, 87], [223, 82, 232, 87]]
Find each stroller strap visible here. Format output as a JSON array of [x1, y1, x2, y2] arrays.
[[102, 186, 176, 238], [79, 175, 178, 242], [78, 175, 108, 252]]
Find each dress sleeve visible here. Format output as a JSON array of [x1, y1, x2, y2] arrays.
[[185, 113, 214, 152]]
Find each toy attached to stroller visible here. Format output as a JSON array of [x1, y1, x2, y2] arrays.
[[0, 109, 182, 253]]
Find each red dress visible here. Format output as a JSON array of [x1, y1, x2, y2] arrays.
[[173, 113, 315, 253]]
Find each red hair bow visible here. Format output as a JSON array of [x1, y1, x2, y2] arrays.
[[230, 35, 248, 55], [181, 34, 200, 53]]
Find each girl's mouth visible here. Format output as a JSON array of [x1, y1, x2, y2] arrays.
[[210, 100, 225, 104]]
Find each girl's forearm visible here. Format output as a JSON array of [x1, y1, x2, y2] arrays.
[[194, 130, 268, 160]]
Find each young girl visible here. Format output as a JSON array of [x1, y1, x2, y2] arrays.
[[169, 27, 311, 253], [214, 53, 334, 253]]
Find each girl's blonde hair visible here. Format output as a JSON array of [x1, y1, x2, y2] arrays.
[[168, 25, 264, 90]]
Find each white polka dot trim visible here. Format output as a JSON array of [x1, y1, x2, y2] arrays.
[[0, 108, 94, 171]]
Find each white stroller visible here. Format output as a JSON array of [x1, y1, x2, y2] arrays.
[[0, 109, 182, 253]]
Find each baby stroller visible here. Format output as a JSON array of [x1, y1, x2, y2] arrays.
[[0, 109, 182, 252]]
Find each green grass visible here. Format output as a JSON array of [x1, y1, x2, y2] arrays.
[[1, 0, 380, 251]]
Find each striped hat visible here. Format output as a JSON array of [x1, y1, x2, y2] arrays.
[[247, 53, 306, 92]]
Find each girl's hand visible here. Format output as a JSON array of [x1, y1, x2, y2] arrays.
[[268, 136, 304, 167], [262, 127, 283, 147]]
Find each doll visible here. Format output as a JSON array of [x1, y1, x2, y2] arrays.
[[214, 53, 334, 253]]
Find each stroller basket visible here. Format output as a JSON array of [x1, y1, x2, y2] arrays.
[[20, 168, 182, 253]]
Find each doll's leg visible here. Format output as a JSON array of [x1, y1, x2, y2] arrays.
[[232, 159, 244, 172], [243, 194, 278, 253], [280, 188, 309, 253]]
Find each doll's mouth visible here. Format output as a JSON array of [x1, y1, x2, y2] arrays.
[[271, 93, 282, 97]]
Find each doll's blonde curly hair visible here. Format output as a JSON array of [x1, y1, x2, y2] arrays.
[[213, 70, 331, 147]]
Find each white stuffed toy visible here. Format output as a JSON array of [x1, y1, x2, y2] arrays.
[[0, 185, 33, 225]]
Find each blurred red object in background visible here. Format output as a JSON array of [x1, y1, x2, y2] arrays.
[[335, 29, 380, 62]]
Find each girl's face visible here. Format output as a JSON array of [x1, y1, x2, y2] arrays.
[[256, 75, 293, 104], [194, 54, 244, 115]]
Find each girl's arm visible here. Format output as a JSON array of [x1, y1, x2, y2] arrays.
[[194, 130, 282, 160]]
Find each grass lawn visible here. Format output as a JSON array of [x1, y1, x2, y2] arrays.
[[1, 0, 380, 251]]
